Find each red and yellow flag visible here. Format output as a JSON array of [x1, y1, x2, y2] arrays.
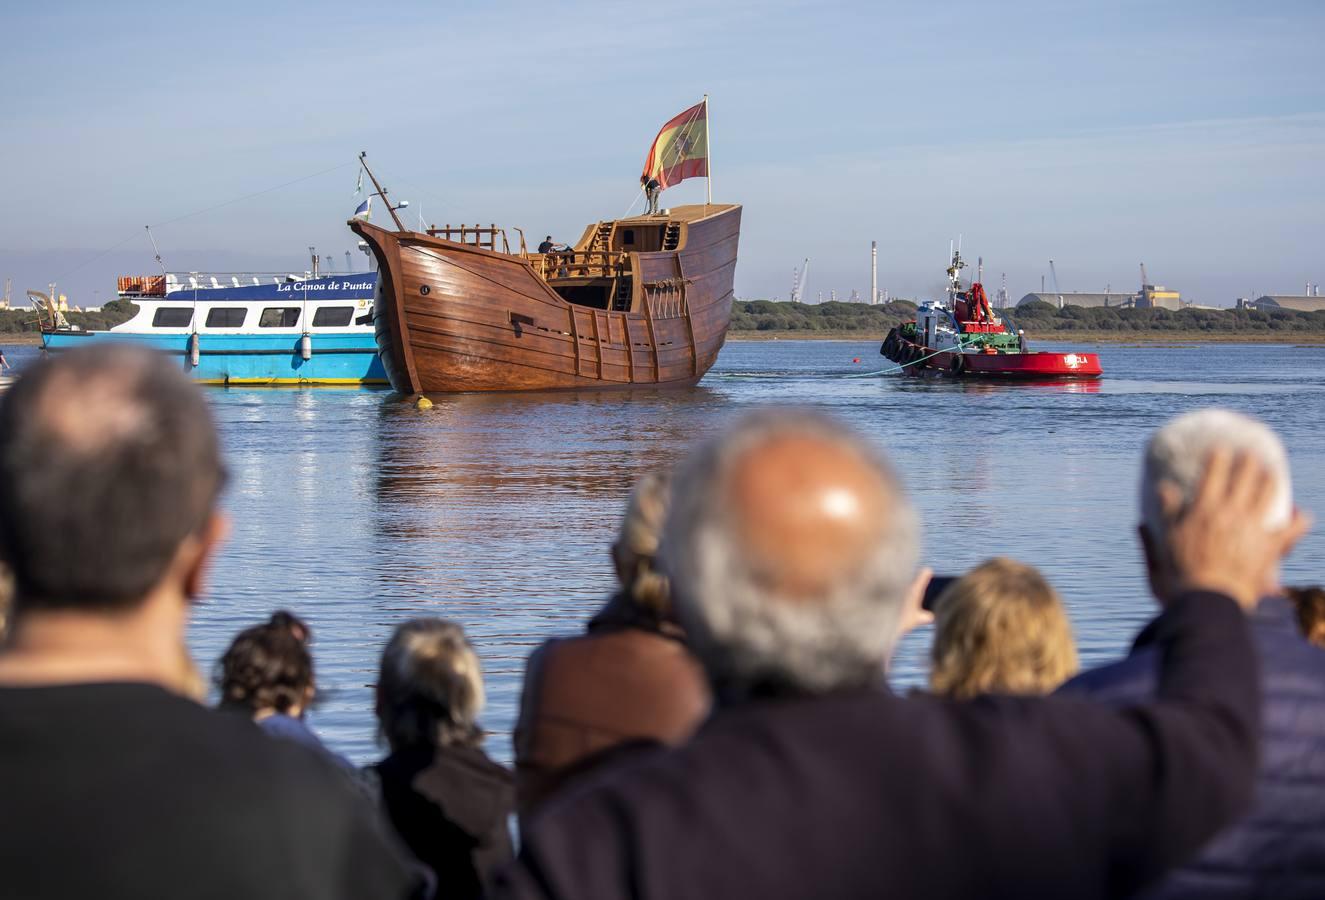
[[641, 101, 708, 190]]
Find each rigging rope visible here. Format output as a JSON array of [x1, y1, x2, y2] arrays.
[[841, 335, 976, 378]]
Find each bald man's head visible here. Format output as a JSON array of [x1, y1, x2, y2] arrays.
[[0, 344, 223, 612], [663, 410, 919, 699]]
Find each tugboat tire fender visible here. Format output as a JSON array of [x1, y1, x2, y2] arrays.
[[949, 355, 965, 376]]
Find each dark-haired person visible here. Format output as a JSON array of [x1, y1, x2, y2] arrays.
[[0, 344, 422, 900], [217, 610, 354, 774], [372, 618, 514, 900]]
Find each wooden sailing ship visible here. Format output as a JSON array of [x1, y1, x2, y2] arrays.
[[350, 155, 740, 394]]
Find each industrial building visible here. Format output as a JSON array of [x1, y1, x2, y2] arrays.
[[1015, 263, 1183, 311], [1136, 282, 1182, 309], [1242, 295, 1325, 313]]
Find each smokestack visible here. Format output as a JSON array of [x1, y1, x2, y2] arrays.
[[871, 241, 878, 305]]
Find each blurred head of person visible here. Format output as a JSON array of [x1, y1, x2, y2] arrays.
[[610, 471, 674, 624], [1140, 409, 1292, 607], [217, 611, 314, 719], [0, 344, 226, 691], [929, 558, 1079, 700], [1286, 586, 1325, 649], [661, 409, 927, 703], [377, 619, 485, 753]]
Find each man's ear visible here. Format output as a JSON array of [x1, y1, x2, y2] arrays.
[[183, 512, 230, 603], [1138, 523, 1169, 605]]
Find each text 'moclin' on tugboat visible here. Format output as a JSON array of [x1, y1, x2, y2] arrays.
[[881, 249, 1102, 379]]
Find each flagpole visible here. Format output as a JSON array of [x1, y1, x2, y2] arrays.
[[704, 94, 712, 208]]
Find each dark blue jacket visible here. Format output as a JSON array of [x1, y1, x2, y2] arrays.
[[1062, 596, 1325, 900], [499, 592, 1259, 900]]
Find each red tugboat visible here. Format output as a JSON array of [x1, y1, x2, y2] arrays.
[[881, 249, 1102, 379]]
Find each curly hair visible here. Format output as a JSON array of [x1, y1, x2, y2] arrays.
[[216, 611, 313, 715], [929, 558, 1079, 700]]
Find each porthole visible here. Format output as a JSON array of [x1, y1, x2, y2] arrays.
[[419, 285, 431, 295]]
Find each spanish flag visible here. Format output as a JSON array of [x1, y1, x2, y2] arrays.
[[641, 101, 708, 190]]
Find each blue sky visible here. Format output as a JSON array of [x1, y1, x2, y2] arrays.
[[1, 0, 1321, 306]]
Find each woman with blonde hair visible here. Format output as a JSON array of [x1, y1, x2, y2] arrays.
[[513, 470, 711, 823], [929, 558, 1079, 700]]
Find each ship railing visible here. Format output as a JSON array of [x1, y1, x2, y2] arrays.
[[119, 271, 350, 297], [644, 277, 689, 319], [535, 250, 628, 281], [425, 224, 512, 255]]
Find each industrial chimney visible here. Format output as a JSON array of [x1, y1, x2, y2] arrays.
[[871, 241, 878, 305]]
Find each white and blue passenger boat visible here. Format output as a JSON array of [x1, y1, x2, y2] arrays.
[[42, 271, 386, 385]]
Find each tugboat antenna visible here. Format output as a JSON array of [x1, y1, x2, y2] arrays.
[[358, 152, 406, 233]]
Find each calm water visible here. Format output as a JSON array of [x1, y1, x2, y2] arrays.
[[8, 340, 1325, 764]]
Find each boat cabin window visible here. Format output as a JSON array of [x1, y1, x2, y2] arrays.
[[152, 307, 193, 328], [622, 229, 635, 245], [258, 307, 301, 328], [205, 307, 247, 328], [311, 306, 354, 328]]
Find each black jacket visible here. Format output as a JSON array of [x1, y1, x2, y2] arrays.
[[374, 745, 514, 900], [1061, 595, 1325, 899], [496, 592, 1260, 900]]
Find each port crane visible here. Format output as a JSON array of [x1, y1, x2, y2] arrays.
[[790, 258, 809, 303]]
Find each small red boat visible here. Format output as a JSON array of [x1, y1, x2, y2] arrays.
[[881, 249, 1102, 379]]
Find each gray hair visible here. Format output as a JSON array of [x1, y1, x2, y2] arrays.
[[377, 618, 485, 751], [1141, 408, 1292, 537], [661, 410, 920, 699]]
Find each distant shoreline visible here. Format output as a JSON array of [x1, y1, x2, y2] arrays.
[[728, 330, 1325, 345], [11, 329, 1323, 349]]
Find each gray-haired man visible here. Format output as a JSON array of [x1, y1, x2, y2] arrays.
[[1062, 408, 1322, 899], [500, 408, 1299, 900]]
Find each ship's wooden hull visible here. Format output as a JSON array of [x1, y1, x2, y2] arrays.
[[351, 204, 740, 393]]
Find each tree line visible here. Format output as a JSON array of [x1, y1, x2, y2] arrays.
[[0, 299, 138, 334], [729, 298, 1325, 335]]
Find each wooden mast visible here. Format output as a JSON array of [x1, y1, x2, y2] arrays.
[[358, 152, 406, 232]]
